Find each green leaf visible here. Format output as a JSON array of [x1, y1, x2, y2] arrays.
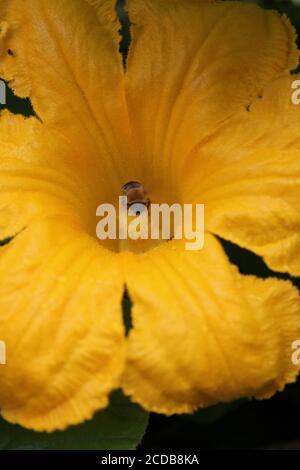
[[186, 400, 245, 425], [0, 390, 149, 450], [0, 80, 35, 117]]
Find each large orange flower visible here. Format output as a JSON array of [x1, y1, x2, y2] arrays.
[[0, 0, 300, 432]]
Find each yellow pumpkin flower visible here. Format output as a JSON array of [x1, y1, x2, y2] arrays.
[[0, 0, 300, 432]]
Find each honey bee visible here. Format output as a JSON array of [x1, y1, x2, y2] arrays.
[[122, 181, 150, 211]]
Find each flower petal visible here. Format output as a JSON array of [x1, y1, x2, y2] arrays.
[[0, 0, 134, 182], [0, 218, 125, 431], [0, 111, 101, 241], [121, 235, 300, 414], [125, 0, 298, 185], [184, 76, 300, 276]]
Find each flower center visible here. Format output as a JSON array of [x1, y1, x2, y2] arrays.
[[94, 180, 179, 254], [122, 181, 150, 212], [118, 181, 159, 254]]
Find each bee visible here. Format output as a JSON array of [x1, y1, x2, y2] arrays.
[[122, 181, 150, 211]]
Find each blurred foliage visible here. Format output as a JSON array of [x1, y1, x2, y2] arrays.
[[0, 391, 148, 450]]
